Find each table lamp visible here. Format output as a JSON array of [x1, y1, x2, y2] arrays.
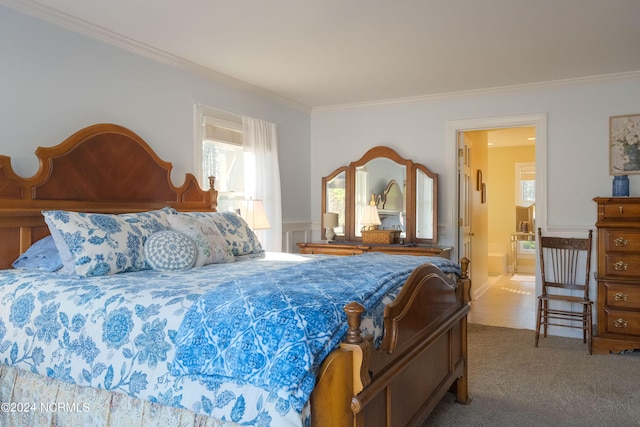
[[323, 212, 339, 241], [244, 199, 271, 230], [360, 194, 381, 231]]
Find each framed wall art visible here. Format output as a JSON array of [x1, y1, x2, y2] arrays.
[[610, 114, 640, 174]]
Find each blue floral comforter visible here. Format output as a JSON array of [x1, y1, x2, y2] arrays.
[[0, 252, 459, 426]]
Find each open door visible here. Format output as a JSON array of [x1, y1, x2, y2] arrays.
[[458, 131, 473, 264]]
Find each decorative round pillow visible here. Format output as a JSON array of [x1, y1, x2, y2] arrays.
[[144, 230, 197, 271]]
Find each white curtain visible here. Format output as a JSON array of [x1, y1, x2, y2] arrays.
[[242, 116, 282, 252]]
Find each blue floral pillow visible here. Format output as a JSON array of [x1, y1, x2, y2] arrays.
[[144, 230, 197, 271], [43, 207, 176, 277], [180, 211, 264, 256]]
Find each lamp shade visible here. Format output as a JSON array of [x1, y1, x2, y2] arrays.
[[323, 212, 339, 228], [360, 205, 381, 227], [360, 193, 381, 229], [245, 199, 271, 230]]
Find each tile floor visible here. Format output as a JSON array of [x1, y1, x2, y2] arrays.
[[468, 273, 537, 330]]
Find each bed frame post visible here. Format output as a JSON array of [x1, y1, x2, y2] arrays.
[[208, 176, 218, 210], [311, 302, 371, 427], [342, 302, 372, 392], [454, 257, 472, 405], [458, 257, 471, 304], [454, 315, 472, 405], [19, 226, 32, 254]]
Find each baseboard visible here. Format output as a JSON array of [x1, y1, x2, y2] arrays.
[[473, 279, 491, 300]]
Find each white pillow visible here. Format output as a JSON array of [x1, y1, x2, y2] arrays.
[[167, 214, 234, 266], [179, 211, 264, 257]]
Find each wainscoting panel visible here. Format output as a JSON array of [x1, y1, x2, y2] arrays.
[[282, 221, 318, 253]]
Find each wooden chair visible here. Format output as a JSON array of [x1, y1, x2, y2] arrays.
[[535, 227, 594, 354]]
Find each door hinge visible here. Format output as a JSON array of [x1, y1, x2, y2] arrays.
[[458, 217, 463, 227]]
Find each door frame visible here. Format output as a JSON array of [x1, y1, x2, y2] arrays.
[[445, 113, 548, 263]]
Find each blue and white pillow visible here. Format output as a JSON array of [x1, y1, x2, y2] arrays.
[[12, 235, 63, 272], [144, 230, 197, 271], [167, 214, 234, 266], [180, 211, 264, 257], [43, 207, 176, 277]]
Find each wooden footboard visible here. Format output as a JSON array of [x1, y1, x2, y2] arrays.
[[311, 259, 471, 427]]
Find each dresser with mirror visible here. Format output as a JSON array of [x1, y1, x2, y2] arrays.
[[298, 146, 452, 258]]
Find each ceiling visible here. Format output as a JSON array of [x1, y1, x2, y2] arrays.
[[487, 127, 535, 148], [5, 0, 640, 108]]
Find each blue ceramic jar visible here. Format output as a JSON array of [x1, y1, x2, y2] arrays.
[[613, 175, 630, 197]]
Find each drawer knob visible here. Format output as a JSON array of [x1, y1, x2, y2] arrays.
[[614, 291, 629, 302], [614, 237, 628, 247], [614, 261, 629, 271], [614, 318, 629, 328], [618, 206, 624, 214]]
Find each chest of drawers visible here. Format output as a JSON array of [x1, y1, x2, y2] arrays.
[[593, 197, 640, 353]]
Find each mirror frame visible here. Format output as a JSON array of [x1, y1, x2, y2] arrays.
[[322, 146, 438, 244], [322, 166, 348, 239], [413, 163, 439, 242]]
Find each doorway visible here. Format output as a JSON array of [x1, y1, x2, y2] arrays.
[[446, 113, 547, 330], [464, 128, 537, 329]]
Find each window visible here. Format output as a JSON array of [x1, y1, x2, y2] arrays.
[[516, 162, 536, 206], [196, 106, 246, 213], [202, 123, 243, 193], [195, 105, 282, 252], [354, 168, 369, 235]]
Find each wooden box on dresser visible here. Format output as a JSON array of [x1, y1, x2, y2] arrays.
[[593, 197, 640, 354]]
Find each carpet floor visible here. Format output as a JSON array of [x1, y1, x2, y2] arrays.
[[423, 323, 640, 426]]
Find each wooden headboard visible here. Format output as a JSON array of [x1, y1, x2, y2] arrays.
[[0, 123, 218, 269]]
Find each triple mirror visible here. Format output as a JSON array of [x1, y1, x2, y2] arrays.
[[322, 146, 438, 244]]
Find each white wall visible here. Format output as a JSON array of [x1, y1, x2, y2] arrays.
[[311, 75, 640, 249], [0, 5, 311, 225]]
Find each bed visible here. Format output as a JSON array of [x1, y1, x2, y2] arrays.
[[0, 123, 471, 426]]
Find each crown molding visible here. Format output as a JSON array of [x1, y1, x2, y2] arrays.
[[313, 70, 640, 112], [0, 0, 311, 113]]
